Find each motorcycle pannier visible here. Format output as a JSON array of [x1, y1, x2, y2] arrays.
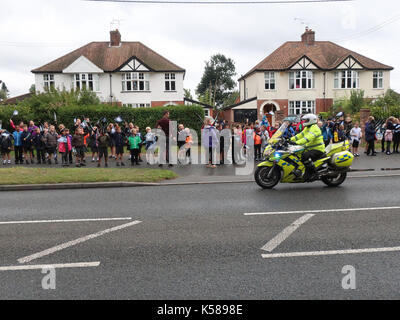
[[330, 151, 354, 168]]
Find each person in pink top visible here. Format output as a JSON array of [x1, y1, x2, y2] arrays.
[[58, 129, 72, 167]]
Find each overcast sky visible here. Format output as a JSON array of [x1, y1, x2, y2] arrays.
[[1, 0, 399, 98]]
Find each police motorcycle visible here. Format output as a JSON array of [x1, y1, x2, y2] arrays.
[[254, 120, 354, 189]]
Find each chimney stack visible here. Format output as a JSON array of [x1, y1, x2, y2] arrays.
[[301, 27, 315, 46], [110, 29, 121, 47]]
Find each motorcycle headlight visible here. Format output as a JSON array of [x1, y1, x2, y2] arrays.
[[273, 152, 282, 159]]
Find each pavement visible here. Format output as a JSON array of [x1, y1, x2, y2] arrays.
[[1, 174, 400, 299]]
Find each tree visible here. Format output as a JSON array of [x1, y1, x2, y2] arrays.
[[196, 54, 236, 107], [29, 84, 36, 94], [184, 88, 193, 100], [0, 81, 9, 101], [223, 90, 239, 106]]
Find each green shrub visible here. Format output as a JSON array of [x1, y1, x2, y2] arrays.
[[0, 103, 205, 136]]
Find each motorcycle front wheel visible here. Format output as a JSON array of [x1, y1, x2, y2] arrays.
[[321, 172, 347, 187], [254, 166, 281, 189]]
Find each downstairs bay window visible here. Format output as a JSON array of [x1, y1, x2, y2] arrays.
[[289, 100, 315, 115]]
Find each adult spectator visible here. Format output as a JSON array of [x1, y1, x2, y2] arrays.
[[384, 117, 395, 155], [156, 110, 172, 167], [44, 126, 58, 164], [393, 118, 400, 154], [365, 116, 377, 156], [202, 117, 219, 168]]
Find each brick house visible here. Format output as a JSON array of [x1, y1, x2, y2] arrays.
[[32, 30, 185, 108], [223, 28, 393, 124]]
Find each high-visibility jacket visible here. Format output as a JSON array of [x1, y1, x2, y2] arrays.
[[290, 124, 325, 153]]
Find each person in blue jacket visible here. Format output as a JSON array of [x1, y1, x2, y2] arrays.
[[321, 119, 333, 146], [12, 125, 23, 164]]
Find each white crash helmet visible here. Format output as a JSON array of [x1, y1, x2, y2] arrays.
[[301, 114, 318, 127]]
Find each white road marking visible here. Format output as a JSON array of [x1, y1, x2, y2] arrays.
[[0, 217, 132, 225], [261, 214, 315, 252], [245, 206, 400, 216], [0, 262, 100, 271], [18, 220, 142, 264], [261, 246, 400, 259]]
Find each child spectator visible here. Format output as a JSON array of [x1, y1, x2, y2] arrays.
[[185, 127, 193, 162], [128, 128, 142, 166], [114, 126, 126, 167], [89, 126, 100, 162], [254, 127, 262, 161], [337, 124, 347, 142], [12, 125, 23, 164], [97, 130, 111, 167], [21, 124, 34, 164], [350, 122, 362, 157], [58, 129, 72, 167], [72, 127, 86, 167], [33, 127, 46, 164], [0, 130, 13, 165]]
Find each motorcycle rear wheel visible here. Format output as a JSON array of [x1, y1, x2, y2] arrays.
[[254, 166, 281, 189], [321, 172, 347, 187]]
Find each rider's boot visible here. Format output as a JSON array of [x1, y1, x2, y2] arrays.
[[303, 160, 317, 182]]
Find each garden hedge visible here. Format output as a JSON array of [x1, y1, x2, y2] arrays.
[[0, 104, 205, 136]]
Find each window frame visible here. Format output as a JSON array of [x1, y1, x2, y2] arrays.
[[264, 72, 276, 90], [43, 74, 55, 91], [334, 70, 359, 89], [165, 73, 176, 91], [288, 100, 316, 115], [289, 71, 315, 90], [122, 72, 150, 92], [373, 71, 383, 89], [73, 73, 99, 92]]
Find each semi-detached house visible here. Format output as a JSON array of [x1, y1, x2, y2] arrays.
[[223, 28, 393, 123], [32, 30, 185, 108]]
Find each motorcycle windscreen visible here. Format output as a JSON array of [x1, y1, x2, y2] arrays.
[[269, 121, 289, 144]]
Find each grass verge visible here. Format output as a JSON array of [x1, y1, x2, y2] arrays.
[[0, 167, 178, 185]]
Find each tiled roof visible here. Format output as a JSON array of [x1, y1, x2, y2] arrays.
[[1, 93, 32, 105], [240, 41, 393, 79], [32, 42, 185, 73]]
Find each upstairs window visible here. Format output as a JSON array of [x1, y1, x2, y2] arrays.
[[334, 71, 359, 89], [289, 71, 314, 90], [165, 73, 176, 91], [43, 74, 55, 91], [122, 73, 150, 91], [373, 71, 383, 89], [264, 72, 276, 90], [74, 73, 99, 91]]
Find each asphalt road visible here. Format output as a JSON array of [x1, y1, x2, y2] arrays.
[[1, 175, 400, 299]]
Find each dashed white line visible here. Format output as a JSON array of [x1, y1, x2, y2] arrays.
[[18, 220, 142, 264], [0, 217, 133, 225], [261, 214, 315, 252], [245, 206, 400, 216], [261, 246, 400, 259], [0, 262, 100, 271]]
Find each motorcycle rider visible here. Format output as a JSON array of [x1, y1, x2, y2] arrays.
[[290, 114, 325, 181]]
